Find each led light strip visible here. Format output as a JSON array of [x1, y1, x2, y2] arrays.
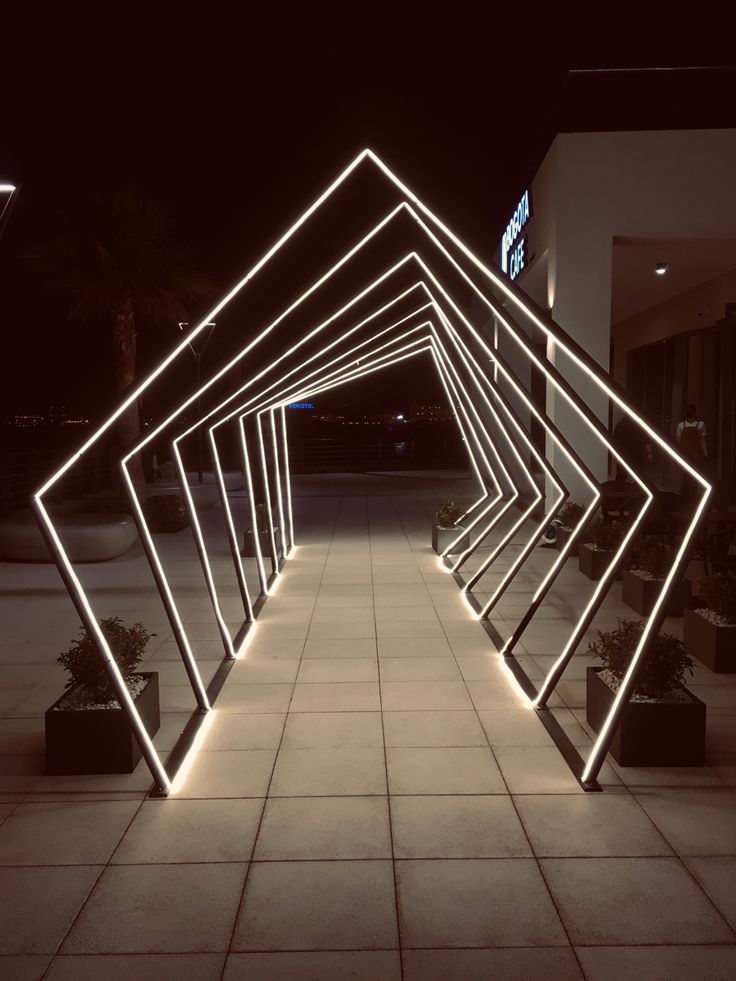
[[40, 150, 709, 794]]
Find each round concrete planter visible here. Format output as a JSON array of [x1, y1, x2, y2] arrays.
[[243, 527, 282, 557], [0, 510, 138, 563], [146, 471, 246, 509], [586, 667, 705, 766], [45, 672, 160, 774], [683, 607, 736, 673], [432, 525, 470, 555]]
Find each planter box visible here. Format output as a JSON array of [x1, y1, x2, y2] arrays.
[[556, 524, 579, 557], [45, 672, 160, 775], [586, 667, 705, 766], [243, 527, 281, 557], [432, 525, 470, 555], [684, 607, 736, 673], [622, 569, 691, 617], [579, 544, 621, 581]]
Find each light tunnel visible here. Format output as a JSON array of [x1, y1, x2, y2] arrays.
[[33, 151, 711, 795]]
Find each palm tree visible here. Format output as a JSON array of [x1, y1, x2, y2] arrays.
[[24, 187, 213, 496]]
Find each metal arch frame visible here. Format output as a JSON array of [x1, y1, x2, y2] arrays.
[[36, 150, 710, 796]]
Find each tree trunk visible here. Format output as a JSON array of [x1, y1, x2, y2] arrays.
[[112, 297, 146, 500]]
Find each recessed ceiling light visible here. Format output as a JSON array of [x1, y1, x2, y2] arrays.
[[656, 262, 668, 275]]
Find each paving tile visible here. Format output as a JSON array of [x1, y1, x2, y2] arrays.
[[377, 637, 453, 658], [227, 660, 301, 684], [514, 794, 671, 857], [376, 621, 445, 639], [302, 637, 377, 659], [386, 747, 505, 795], [684, 857, 736, 930], [380, 681, 473, 711], [375, 606, 438, 622], [280, 712, 383, 748], [223, 951, 401, 980], [575, 946, 736, 981], [111, 798, 263, 863], [455, 656, 511, 682], [396, 858, 567, 947], [477, 708, 556, 747], [232, 860, 398, 950], [494, 747, 586, 793], [173, 750, 275, 798], [541, 856, 734, 944], [465, 680, 527, 710], [63, 863, 247, 953], [297, 658, 378, 683], [254, 796, 391, 859], [213, 684, 293, 714], [391, 795, 531, 858], [204, 713, 286, 751], [379, 658, 460, 682], [0, 800, 139, 865], [45, 954, 225, 980], [0, 866, 100, 954], [635, 790, 736, 855], [0, 955, 52, 980], [310, 607, 375, 624], [307, 621, 376, 639], [402, 948, 583, 980], [270, 748, 387, 796], [289, 682, 380, 712], [383, 710, 486, 747]]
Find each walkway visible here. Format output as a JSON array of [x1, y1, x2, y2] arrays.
[[1, 473, 735, 979]]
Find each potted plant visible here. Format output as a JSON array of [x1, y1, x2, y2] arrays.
[[622, 536, 691, 617], [146, 494, 189, 532], [243, 503, 281, 557], [579, 517, 624, 581], [585, 618, 705, 766], [432, 500, 469, 554], [684, 572, 736, 672], [556, 501, 586, 556], [45, 617, 160, 774]]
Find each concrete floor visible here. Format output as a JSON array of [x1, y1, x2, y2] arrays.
[[1, 471, 735, 979]]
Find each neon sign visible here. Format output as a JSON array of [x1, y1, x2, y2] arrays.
[[501, 189, 531, 280], [287, 402, 315, 409]]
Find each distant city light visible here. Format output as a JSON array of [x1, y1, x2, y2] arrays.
[[656, 262, 668, 275]]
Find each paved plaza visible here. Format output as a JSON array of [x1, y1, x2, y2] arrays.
[[1, 471, 735, 980]]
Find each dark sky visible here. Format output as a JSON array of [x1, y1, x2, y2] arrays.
[[1, 3, 734, 417]]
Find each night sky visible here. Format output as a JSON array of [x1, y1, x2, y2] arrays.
[[1, 4, 733, 419]]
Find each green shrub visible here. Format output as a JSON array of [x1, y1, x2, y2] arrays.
[[57, 617, 154, 704], [435, 501, 466, 529], [558, 501, 586, 530], [635, 536, 672, 579], [585, 517, 624, 552], [146, 494, 188, 532], [586, 618, 693, 700], [698, 573, 736, 623], [253, 503, 271, 533]]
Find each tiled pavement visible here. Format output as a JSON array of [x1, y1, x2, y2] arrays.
[[1, 471, 735, 979]]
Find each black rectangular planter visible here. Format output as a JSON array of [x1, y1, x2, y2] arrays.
[[556, 524, 579, 557], [243, 527, 281, 557], [683, 607, 736, 673], [45, 672, 160, 775], [622, 569, 692, 617], [579, 544, 621, 581], [586, 666, 705, 766]]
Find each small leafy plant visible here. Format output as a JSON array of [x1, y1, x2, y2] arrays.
[[635, 536, 672, 579], [558, 501, 586, 531], [146, 494, 188, 532], [585, 517, 624, 552], [436, 501, 465, 529], [253, 503, 272, 533], [697, 573, 736, 624], [586, 618, 694, 700], [57, 617, 154, 705]]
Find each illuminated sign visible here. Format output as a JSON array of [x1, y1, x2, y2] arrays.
[[287, 402, 315, 409], [500, 190, 531, 280]]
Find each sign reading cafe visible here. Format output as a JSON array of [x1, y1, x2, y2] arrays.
[[500, 189, 532, 280]]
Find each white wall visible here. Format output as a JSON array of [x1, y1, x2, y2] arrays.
[[512, 128, 736, 502]]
